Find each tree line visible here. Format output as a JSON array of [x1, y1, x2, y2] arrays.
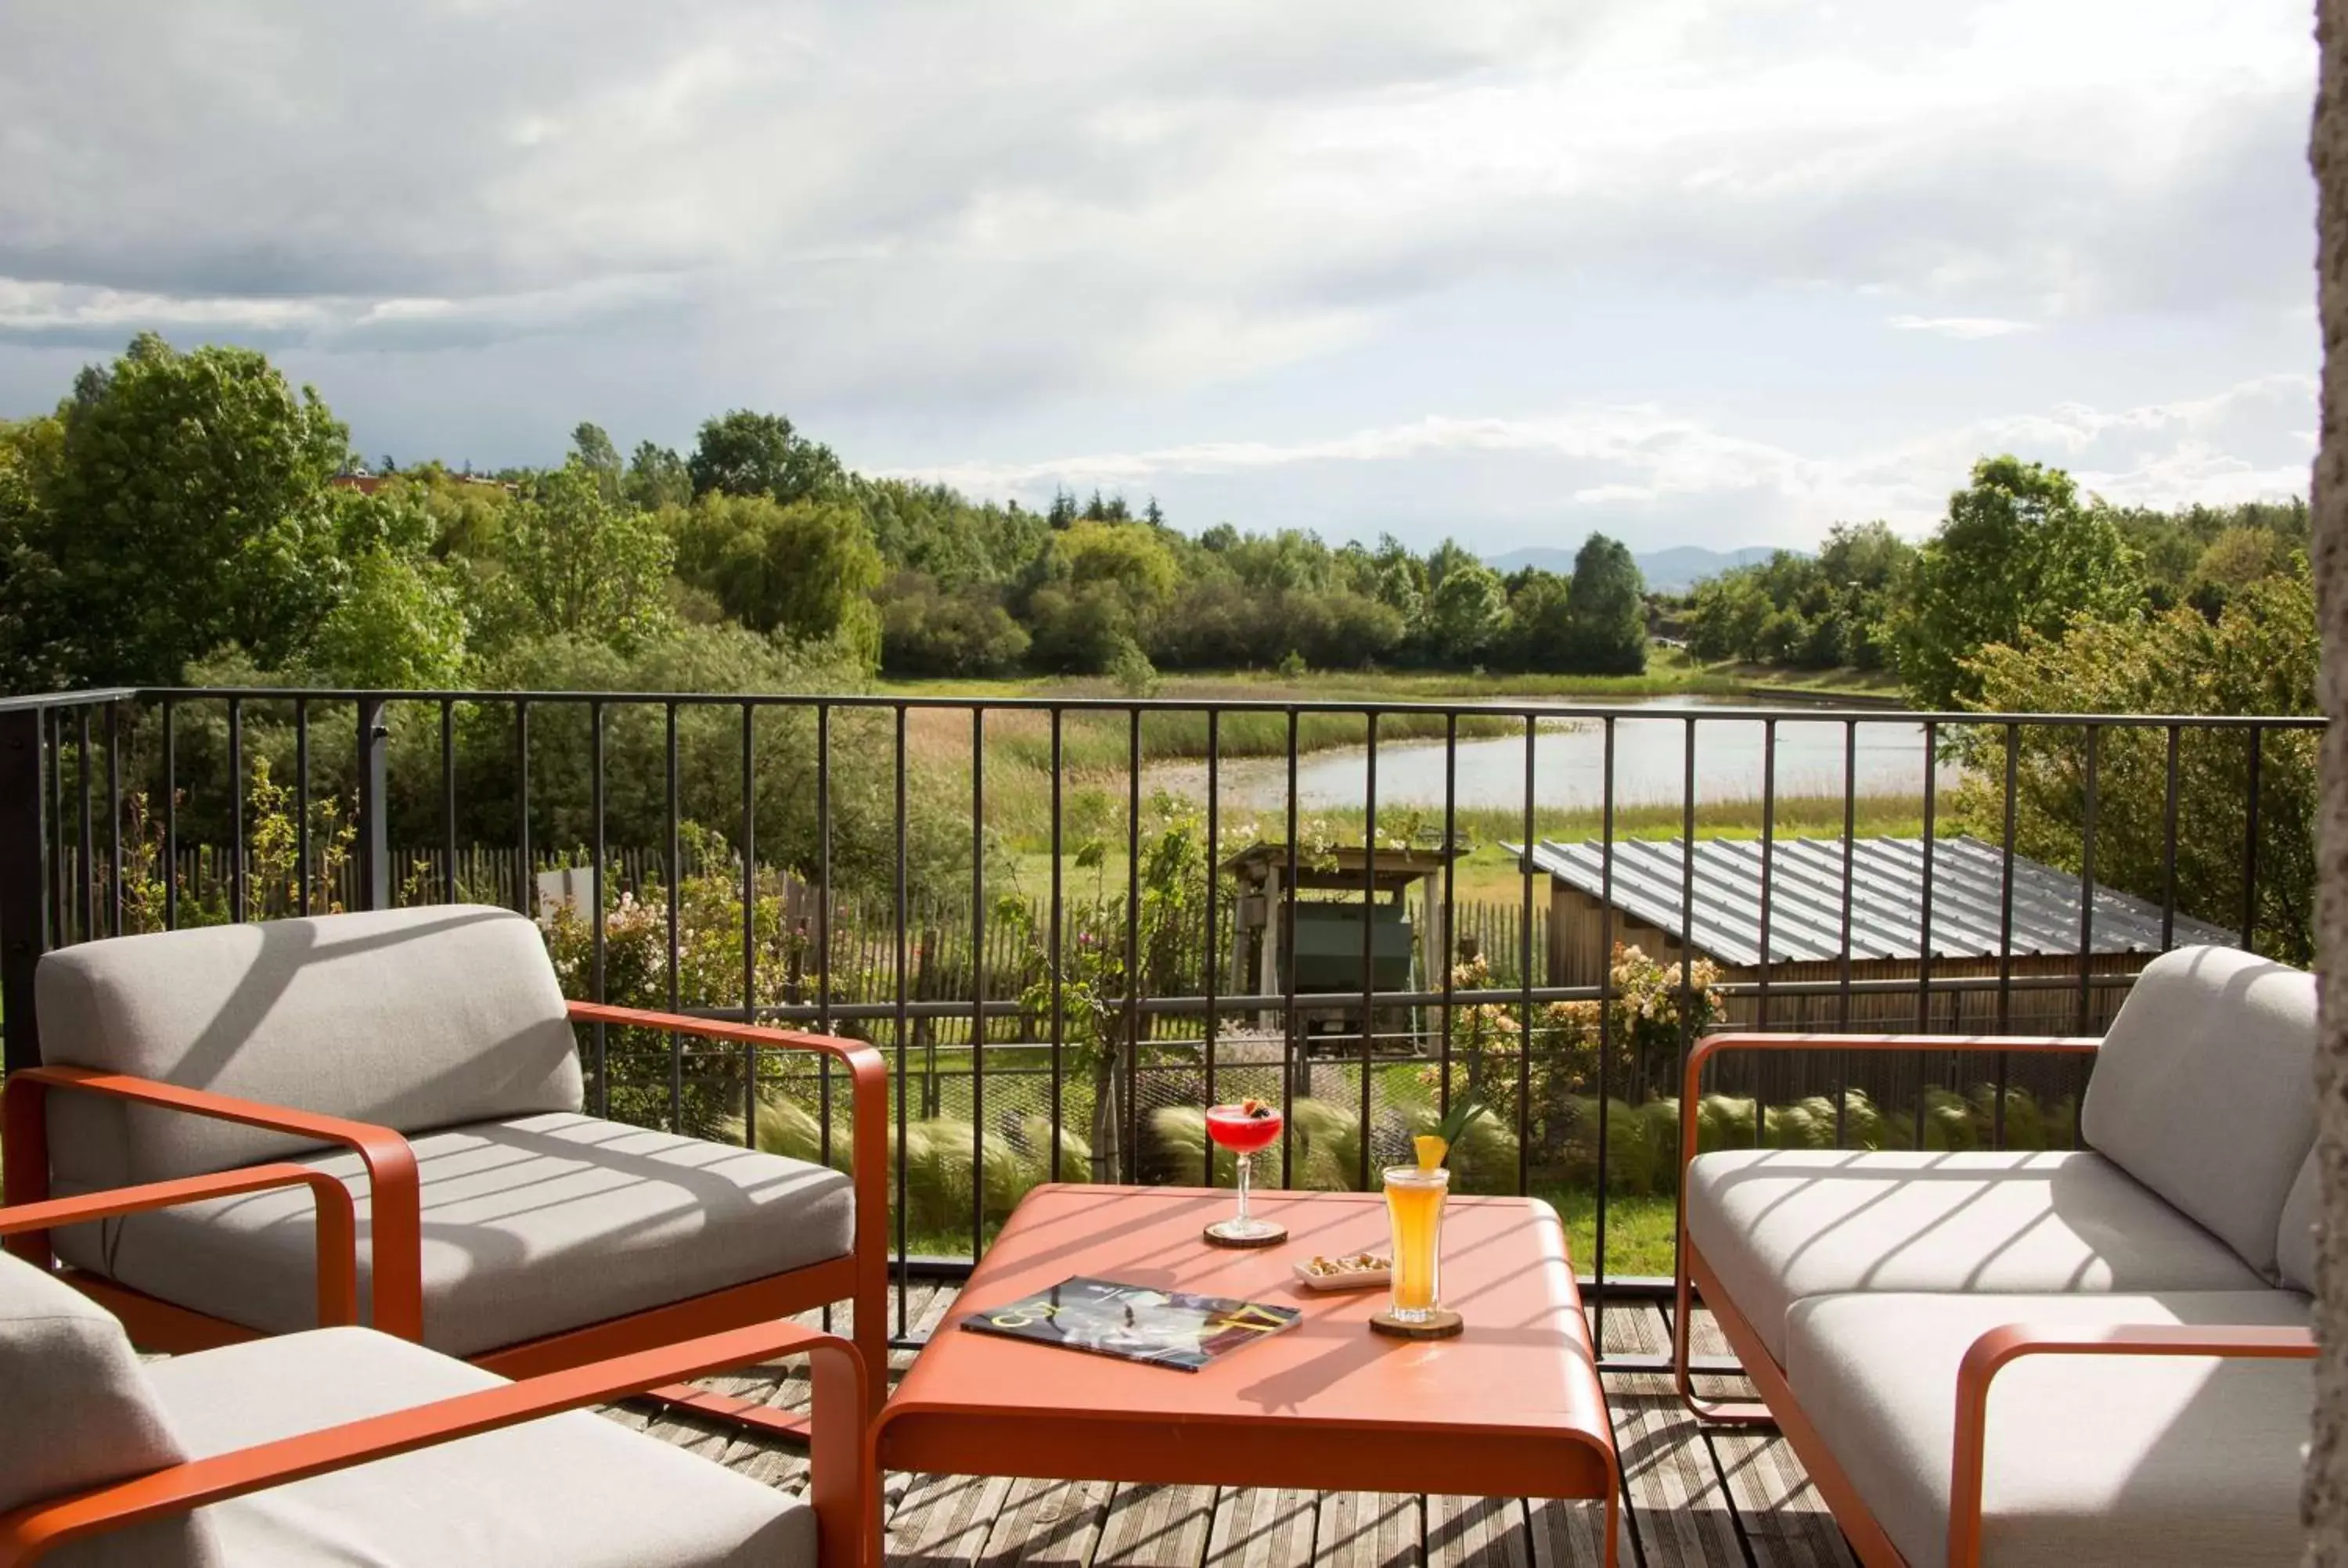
[[0, 333, 1650, 696], [1679, 456, 2310, 708]]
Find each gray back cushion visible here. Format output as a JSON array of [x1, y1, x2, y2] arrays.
[[2278, 1149, 2319, 1296], [2081, 944, 2317, 1278], [0, 1250, 188, 1516], [39, 905, 583, 1189]]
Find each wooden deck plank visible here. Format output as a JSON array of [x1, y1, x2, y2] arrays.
[[1598, 1304, 1745, 1568], [1092, 1481, 1220, 1566], [1314, 1491, 1422, 1568], [1682, 1304, 1853, 1568], [1204, 1487, 1320, 1568], [891, 1471, 1023, 1567], [1424, 1495, 1530, 1568], [977, 1476, 1116, 1567], [1523, 1496, 1625, 1568]]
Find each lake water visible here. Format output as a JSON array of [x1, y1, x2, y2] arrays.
[[1156, 694, 1961, 816]]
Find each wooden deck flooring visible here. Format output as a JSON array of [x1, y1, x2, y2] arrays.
[[607, 1283, 1857, 1568]]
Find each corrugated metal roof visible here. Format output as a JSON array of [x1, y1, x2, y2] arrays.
[[1511, 835, 2235, 968]]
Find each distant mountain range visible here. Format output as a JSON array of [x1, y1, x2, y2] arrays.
[[1485, 544, 1789, 594]]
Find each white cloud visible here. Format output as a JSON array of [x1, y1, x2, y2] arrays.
[[1889, 315, 2037, 338], [0, 0, 2317, 548], [890, 375, 2316, 534]]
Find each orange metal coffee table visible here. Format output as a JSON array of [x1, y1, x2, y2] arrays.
[[867, 1185, 1619, 1566]]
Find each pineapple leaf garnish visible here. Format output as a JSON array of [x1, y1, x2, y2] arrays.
[[1429, 1095, 1489, 1162]]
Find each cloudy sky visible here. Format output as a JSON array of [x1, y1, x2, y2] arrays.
[[0, 1, 2318, 554]]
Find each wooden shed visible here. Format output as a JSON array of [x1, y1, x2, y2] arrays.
[[1518, 834, 2236, 1036]]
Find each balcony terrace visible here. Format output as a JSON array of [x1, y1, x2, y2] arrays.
[[0, 685, 2317, 1566]]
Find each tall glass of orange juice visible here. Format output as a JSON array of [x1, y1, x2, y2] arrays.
[[1382, 1165, 1449, 1322]]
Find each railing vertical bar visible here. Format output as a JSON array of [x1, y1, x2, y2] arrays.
[[1049, 707, 1064, 1183], [44, 710, 60, 945], [513, 701, 531, 916], [74, 709, 91, 944], [1517, 711, 1535, 1197], [2161, 725, 2181, 950], [590, 700, 607, 1119], [162, 699, 177, 930], [1835, 718, 1856, 1146], [1203, 707, 1221, 1182], [0, 706, 49, 1072], [105, 701, 120, 937], [740, 702, 757, 1147], [1996, 723, 2018, 1146], [294, 699, 311, 918], [1754, 715, 1774, 1146], [893, 707, 910, 1335], [1677, 715, 1696, 1093], [1281, 709, 1300, 1189], [666, 703, 682, 1133], [1360, 709, 1379, 1195], [440, 699, 457, 902], [227, 697, 245, 925], [1917, 721, 1939, 1143], [2241, 725, 2263, 953], [1594, 714, 1616, 1329], [1124, 708, 1142, 1183], [817, 704, 834, 1190], [2076, 725, 2100, 1037], [1439, 712, 1459, 1120], [970, 705, 986, 1251], [75, 708, 91, 942]]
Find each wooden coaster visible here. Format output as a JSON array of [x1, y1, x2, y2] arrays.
[[1369, 1307, 1464, 1340], [1202, 1219, 1288, 1249]]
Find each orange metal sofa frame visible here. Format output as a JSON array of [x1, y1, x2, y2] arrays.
[[0, 1166, 873, 1568], [2, 998, 891, 1433]]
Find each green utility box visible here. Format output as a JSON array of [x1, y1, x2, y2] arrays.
[[1281, 902, 1417, 1052]]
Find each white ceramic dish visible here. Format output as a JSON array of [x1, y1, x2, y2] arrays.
[[1291, 1257, 1392, 1293]]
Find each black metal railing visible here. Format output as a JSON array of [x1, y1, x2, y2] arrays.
[[0, 685, 2321, 1376]]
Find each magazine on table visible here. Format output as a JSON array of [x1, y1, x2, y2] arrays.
[[960, 1275, 1301, 1372]]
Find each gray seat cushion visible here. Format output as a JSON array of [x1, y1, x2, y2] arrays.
[[54, 1113, 854, 1358], [0, 1250, 191, 1523], [1686, 1148, 2267, 1363], [38, 906, 583, 1189], [52, 1327, 812, 1567], [2080, 944, 2317, 1278], [1784, 1289, 2311, 1568]]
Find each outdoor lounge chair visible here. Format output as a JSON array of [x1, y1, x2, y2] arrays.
[[1672, 944, 2319, 1566], [0, 904, 888, 1435], [0, 1171, 866, 1568]]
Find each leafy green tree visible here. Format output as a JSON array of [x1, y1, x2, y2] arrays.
[[307, 545, 470, 688], [1563, 532, 1648, 674], [0, 415, 67, 691], [669, 492, 884, 663], [855, 477, 1046, 587], [1497, 570, 1574, 670], [571, 422, 623, 499], [477, 458, 676, 653], [1951, 567, 2317, 962], [623, 441, 693, 512], [1888, 456, 2145, 708], [27, 334, 351, 684], [686, 410, 845, 503], [876, 572, 1030, 675], [1419, 557, 1507, 665]]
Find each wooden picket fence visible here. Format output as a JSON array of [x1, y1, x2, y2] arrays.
[[58, 843, 1547, 1045]]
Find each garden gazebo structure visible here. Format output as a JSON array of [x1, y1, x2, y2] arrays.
[[1220, 841, 1464, 1052]]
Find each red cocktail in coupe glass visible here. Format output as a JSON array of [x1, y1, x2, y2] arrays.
[[1202, 1099, 1287, 1246]]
